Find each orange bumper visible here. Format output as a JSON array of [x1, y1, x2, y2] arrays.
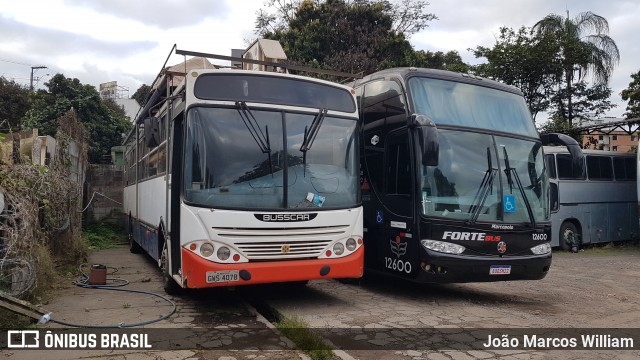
[[181, 246, 364, 288]]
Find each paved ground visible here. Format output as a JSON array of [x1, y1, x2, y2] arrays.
[[258, 247, 640, 359], [2, 246, 639, 360], [0, 246, 307, 360]]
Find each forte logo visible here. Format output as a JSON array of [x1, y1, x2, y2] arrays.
[[442, 231, 503, 242], [443, 231, 486, 241]]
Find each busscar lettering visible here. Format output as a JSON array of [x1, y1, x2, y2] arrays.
[[262, 214, 310, 222]]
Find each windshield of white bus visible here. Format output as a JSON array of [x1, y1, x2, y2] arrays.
[[420, 130, 549, 223], [183, 107, 359, 210], [408, 77, 538, 138]]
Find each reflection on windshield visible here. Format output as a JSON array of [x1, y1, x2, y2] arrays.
[[408, 77, 539, 138], [421, 130, 549, 223], [183, 107, 359, 210]]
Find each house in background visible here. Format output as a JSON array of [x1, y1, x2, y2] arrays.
[[578, 117, 639, 152]]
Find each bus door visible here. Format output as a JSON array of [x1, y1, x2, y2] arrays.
[[381, 130, 418, 279]]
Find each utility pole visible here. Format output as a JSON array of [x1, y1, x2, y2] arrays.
[[30, 65, 47, 92]]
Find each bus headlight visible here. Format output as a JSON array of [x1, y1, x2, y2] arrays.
[[531, 243, 551, 255], [200, 242, 214, 257], [346, 238, 357, 251], [421, 240, 465, 254], [217, 246, 231, 260], [333, 242, 345, 255]]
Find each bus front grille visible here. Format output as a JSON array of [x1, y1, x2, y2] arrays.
[[211, 225, 349, 260], [235, 240, 333, 259]]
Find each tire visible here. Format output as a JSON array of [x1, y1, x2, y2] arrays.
[[161, 245, 182, 295], [559, 221, 580, 252], [128, 218, 142, 254]]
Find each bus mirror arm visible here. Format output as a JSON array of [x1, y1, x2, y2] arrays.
[[409, 114, 439, 167], [540, 133, 585, 178]]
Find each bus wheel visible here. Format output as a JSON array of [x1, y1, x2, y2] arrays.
[[559, 222, 580, 252], [160, 245, 181, 295], [128, 218, 142, 254]]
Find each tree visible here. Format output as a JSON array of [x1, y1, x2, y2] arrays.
[[261, 0, 416, 76], [132, 84, 151, 107], [620, 70, 640, 120], [255, 0, 437, 38], [549, 80, 615, 122], [533, 11, 620, 125], [407, 50, 470, 73], [472, 26, 559, 120], [537, 115, 582, 144], [21, 74, 131, 163], [0, 77, 30, 131]]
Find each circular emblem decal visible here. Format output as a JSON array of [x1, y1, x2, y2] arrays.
[[281, 245, 291, 254], [497, 241, 507, 254]]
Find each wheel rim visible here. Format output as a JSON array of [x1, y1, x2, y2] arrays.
[[562, 228, 576, 246]]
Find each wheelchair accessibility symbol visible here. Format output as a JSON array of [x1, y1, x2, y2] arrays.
[[376, 210, 384, 224], [503, 195, 516, 213]]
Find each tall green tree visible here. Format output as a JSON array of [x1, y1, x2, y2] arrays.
[[533, 11, 620, 125], [256, 0, 439, 76], [255, 0, 436, 37], [0, 77, 30, 131], [620, 70, 640, 120], [21, 74, 131, 163], [472, 26, 559, 120]]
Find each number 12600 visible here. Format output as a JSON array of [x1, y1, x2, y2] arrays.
[[384, 257, 412, 274]]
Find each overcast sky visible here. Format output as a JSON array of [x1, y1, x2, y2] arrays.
[[1, 0, 638, 121]]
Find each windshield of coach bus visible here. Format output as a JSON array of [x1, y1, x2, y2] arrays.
[[183, 107, 359, 210], [420, 130, 549, 223], [408, 77, 538, 138]]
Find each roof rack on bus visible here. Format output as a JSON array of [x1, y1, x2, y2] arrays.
[[174, 48, 363, 80]]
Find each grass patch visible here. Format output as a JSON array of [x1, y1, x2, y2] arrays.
[[82, 221, 127, 251], [275, 316, 334, 360], [0, 309, 36, 329]]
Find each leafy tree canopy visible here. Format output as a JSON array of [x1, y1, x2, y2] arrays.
[[256, 0, 445, 77], [21, 74, 131, 163], [472, 26, 559, 120], [0, 77, 30, 131], [132, 84, 151, 107], [620, 70, 640, 120]]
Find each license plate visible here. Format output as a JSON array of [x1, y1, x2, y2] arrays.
[[206, 270, 239, 283], [489, 265, 511, 275]]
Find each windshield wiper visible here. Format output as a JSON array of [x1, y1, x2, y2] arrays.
[[300, 108, 328, 176], [503, 147, 536, 227], [469, 147, 497, 224], [236, 101, 273, 176]]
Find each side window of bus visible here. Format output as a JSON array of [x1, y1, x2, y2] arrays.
[[586, 155, 613, 180], [613, 157, 636, 180], [544, 154, 556, 179], [386, 136, 411, 196], [384, 132, 412, 217], [361, 80, 406, 196], [362, 80, 406, 131], [557, 154, 584, 180]]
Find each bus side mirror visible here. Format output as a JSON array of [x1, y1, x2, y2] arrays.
[[409, 114, 439, 167], [541, 133, 585, 178], [144, 117, 160, 148]]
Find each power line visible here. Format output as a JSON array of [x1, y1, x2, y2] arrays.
[[0, 58, 34, 67]]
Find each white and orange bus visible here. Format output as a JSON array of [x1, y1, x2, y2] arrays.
[[123, 47, 363, 293]]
